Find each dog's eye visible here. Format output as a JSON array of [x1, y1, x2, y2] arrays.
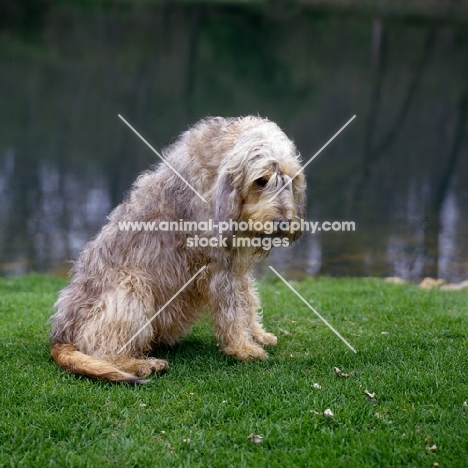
[[255, 177, 269, 188]]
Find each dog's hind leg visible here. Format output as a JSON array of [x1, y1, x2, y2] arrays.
[[63, 276, 168, 381]]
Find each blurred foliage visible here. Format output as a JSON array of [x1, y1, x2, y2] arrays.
[[0, 1, 468, 279]]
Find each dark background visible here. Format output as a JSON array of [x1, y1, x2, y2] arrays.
[[1, 0, 468, 281]]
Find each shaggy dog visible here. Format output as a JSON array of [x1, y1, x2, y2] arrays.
[[50, 116, 306, 383]]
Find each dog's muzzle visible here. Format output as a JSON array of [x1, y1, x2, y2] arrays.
[[258, 218, 294, 240]]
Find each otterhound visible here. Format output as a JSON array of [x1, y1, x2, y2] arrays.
[[50, 116, 306, 383]]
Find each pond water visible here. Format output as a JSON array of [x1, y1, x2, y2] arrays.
[[1, 3, 468, 281]]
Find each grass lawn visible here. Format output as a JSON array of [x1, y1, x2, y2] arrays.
[[0, 274, 467, 467]]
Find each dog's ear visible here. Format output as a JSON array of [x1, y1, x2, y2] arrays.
[[293, 172, 306, 219], [291, 172, 306, 241], [212, 169, 242, 246]]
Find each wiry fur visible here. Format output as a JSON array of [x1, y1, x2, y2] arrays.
[[50, 116, 306, 383]]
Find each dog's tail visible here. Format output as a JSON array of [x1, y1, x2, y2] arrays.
[[51, 343, 148, 384]]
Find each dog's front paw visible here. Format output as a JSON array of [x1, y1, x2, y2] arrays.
[[252, 332, 277, 347], [223, 343, 268, 361]]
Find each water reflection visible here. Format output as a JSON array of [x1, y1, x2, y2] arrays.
[[0, 3, 467, 281]]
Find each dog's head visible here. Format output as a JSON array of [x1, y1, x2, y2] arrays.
[[212, 117, 306, 248]]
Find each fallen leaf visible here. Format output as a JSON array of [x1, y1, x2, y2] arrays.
[[247, 434, 263, 444], [364, 389, 376, 399], [426, 444, 437, 452], [333, 367, 349, 378], [324, 408, 334, 418]]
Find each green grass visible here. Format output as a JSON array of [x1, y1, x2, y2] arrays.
[[0, 274, 467, 467]]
